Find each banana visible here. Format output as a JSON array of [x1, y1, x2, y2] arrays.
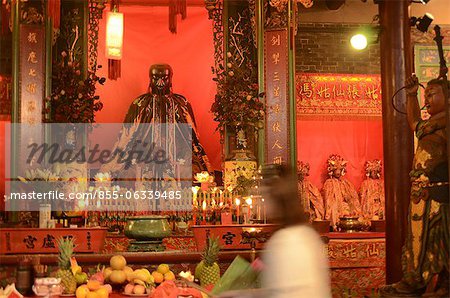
[[133, 279, 146, 286]]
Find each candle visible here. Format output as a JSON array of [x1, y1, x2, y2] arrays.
[[202, 200, 207, 222], [246, 197, 252, 222], [262, 198, 266, 224], [235, 198, 241, 224], [192, 186, 199, 207], [256, 200, 261, 221]]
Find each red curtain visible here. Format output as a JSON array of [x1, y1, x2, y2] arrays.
[[95, 5, 221, 169], [297, 119, 384, 191]]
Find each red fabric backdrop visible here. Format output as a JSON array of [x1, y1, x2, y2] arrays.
[[297, 119, 384, 191], [95, 5, 221, 169]]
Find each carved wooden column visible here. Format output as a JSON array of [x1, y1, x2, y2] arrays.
[[262, 0, 296, 167], [378, 0, 414, 283]]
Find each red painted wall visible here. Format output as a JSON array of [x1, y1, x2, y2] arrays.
[[94, 5, 221, 170], [297, 119, 384, 191]]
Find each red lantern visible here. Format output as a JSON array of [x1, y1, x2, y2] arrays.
[[105, 11, 123, 60]]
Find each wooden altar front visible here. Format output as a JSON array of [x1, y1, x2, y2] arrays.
[[0, 231, 385, 298]]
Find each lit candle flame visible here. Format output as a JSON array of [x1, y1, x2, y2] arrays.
[[192, 186, 200, 195]]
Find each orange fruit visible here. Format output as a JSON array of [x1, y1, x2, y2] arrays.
[[76, 285, 90, 298], [163, 271, 175, 281], [109, 270, 127, 284], [157, 264, 170, 275], [110, 255, 127, 270], [95, 287, 109, 298], [133, 285, 146, 295], [87, 280, 102, 291], [151, 271, 164, 284], [86, 291, 99, 298]]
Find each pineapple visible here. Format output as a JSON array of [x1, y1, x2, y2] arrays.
[[197, 237, 221, 287], [55, 237, 77, 294]]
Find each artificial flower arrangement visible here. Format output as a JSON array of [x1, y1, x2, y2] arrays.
[[210, 52, 265, 132], [46, 51, 105, 123]]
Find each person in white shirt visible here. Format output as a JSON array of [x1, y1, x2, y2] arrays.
[[218, 165, 332, 298], [260, 164, 332, 298]]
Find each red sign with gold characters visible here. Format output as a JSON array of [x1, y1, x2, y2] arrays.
[[265, 29, 290, 165], [296, 73, 382, 119], [20, 25, 45, 125], [0, 228, 107, 254], [18, 25, 45, 169]]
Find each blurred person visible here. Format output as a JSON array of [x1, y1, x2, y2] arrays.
[[260, 164, 332, 298], [218, 164, 332, 298]]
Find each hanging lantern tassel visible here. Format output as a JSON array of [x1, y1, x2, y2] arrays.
[[47, 0, 61, 29], [169, 0, 187, 34], [108, 59, 121, 80]]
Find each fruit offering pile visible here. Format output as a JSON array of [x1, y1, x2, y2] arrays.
[[51, 243, 208, 298]]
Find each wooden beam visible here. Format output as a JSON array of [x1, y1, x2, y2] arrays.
[[120, 0, 205, 6]]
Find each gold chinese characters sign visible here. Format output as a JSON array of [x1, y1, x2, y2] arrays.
[[265, 30, 290, 165], [20, 25, 44, 125], [18, 25, 45, 169], [296, 73, 382, 120]]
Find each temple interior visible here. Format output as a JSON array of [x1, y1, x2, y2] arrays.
[[0, 0, 449, 297]]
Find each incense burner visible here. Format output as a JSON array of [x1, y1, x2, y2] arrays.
[[124, 215, 171, 251], [337, 216, 364, 233]]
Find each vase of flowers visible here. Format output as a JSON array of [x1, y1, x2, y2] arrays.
[[211, 50, 263, 191], [211, 51, 264, 160], [46, 51, 105, 124], [44, 52, 105, 197]]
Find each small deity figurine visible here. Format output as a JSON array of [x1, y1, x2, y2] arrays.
[[297, 161, 325, 220], [359, 159, 384, 219], [322, 154, 361, 228]]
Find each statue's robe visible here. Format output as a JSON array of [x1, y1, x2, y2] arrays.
[[402, 116, 449, 290], [298, 179, 325, 220], [102, 92, 212, 181], [359, 178, 385, 219], [323, 177, 361, 228]]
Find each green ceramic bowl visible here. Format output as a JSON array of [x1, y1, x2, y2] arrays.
[[124, 215, 172, 241]]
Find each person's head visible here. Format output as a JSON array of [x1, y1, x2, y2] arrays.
[[424, 79, 449, 116], [149, 64, 173, 95], [261, 164, 308, 227]]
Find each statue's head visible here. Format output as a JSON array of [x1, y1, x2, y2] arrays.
[[365, 159, 382, 179], [424, 79, 449, 116], [327, 154, 347, 179], [149, 64, 173, 94], [297, 161, 310, 181]]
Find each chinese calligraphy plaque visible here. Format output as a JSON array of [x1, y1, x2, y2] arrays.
[[265, 30, 289, 165]]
